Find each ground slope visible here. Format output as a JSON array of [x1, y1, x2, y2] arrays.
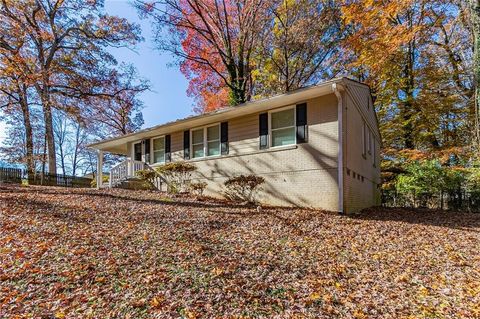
[[0, 185, 479, 318]]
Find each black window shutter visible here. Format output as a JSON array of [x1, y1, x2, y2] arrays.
[[183, 130, 190, 160], [296, 103, 307, 143], [144, 139, 151, 163], [259, 113, 268, 149], [221, 122, 229, 155], [165, 135, 171, 162]]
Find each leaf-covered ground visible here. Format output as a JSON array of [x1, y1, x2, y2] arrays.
[[0, 185, 479, 319]]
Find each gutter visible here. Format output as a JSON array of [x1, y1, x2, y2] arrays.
[[332, 83, 344, 214]]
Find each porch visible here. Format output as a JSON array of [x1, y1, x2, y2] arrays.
[[95, 151, 165, 190]]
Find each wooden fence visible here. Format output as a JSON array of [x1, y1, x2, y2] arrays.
[[0, 167, 23, 183], [0, 165, 93, 188], [28, 173, 92, 188]]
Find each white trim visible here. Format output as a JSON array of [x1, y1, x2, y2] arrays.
[[96, 150, 103, 189], [151, 135, 166, 164], [190, 122, 221, 159], [332, 83, 344, 214], [268, 105, 296, 149]]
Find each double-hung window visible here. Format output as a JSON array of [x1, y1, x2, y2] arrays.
[[192, 128, 204, 158], [152, 136, 165, 164], [270, 107, 296, 147], [191, 124, 221, 159], [207, 125, 220, 156]]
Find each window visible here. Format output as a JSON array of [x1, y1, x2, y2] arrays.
[[270, 107, 295, 147], [191, 124, 221, 159], [152, 136, 165, 164], [133, 142, 142, 161], [207, 125, 220, 156], [192, 128, 204, 158]]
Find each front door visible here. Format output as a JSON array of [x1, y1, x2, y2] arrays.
[[133, 142, 142, 161]]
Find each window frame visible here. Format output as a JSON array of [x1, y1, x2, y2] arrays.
[[150, 135, 166, 164], [190, 123, 221, 159], [132, 141, 143, 162], [268, 105, 297, 149]]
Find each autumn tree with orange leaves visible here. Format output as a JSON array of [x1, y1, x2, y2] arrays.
[[137, 0, 344, 112], [137, 0, 267, 111], [341, 0, 477, 205], [342, 0, 474, 155], [0, 0, 147, 175]]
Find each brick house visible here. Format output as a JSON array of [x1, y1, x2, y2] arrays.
[[89, 77, 381, 213]]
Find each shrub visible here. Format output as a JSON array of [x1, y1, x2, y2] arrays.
[[156, 162, 197, 193], [392, 160, 480, 211], [224, 175, 265, 203], [135, 169, 158, 190], [136, 169, 156, 183], [91, 175, 109, 188], [190, 181, 207, 197], [396, 160, 446, 207]]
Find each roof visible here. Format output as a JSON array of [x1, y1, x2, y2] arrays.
[[88, 77, 365, 154]]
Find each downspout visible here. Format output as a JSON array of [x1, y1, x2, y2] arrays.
[[332, 83, 344, 214]]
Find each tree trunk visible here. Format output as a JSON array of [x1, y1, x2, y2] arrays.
[[56, 115, 67, 176], [470, 0, 480, 153], [403, 39, 417, 149], [37, 84, 56, 175], [41, 134, 47, 185], [18, 84, 34, 180], [44, 103, 56, 175]]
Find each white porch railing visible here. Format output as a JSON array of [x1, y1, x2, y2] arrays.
[[108, 159, 167, 191], [109, 159, 146, 188]]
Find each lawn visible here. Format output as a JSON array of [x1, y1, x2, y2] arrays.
[[0, 185, 479, 319]]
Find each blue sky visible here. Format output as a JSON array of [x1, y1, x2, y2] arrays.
[[0, 0, 193, 146], [104, 0, 194, 125]]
